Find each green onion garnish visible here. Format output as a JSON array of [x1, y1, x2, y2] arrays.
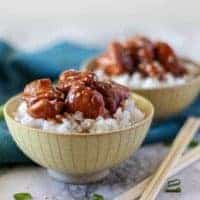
[[188, 139, 199, 148], [167, 179, 181, 187], [91, 193, 104, 200], [165, 178, 182, 193], [165, 186, 181, 193], [14, 193, 32, 200], [0, 105, 4, 120]]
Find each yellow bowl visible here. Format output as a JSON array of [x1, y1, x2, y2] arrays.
[[4, 93, 154, 184], [84, 58, 200, 119]]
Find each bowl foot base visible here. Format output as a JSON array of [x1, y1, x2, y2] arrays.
[[47, 169, 110, 184]]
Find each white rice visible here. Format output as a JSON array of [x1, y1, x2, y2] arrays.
[[94, 70, 191, 89], [15, 96, 144, 134]]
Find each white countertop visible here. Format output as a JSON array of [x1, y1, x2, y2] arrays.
[[1, 144, 200, 200]]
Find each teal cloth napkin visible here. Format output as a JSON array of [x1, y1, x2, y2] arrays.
[[0, 40, 199, 164]]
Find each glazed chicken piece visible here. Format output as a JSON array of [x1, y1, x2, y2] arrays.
[[22, 79, 64, 119], [65, 84, 105, 119], [57, 70, 97, 93], [22, 70, 131, 120], [97, 36, 155, 76], [95, 35, 188, 80], [97, 42, 134, 75], [154, 42, 187, 76], [94, 81, 130, 114], [59, 70, 131, 118], [58, 70, 105, 118], [27, 99, 64, 119], [125, 36, 154, 63], [23, 79, 64, 104], [139, 62, 165, 79]]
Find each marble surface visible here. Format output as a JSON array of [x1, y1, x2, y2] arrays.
[[1, 144, 200, 200]]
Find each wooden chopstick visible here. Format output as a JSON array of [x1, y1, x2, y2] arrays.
[[139, 117, 200, 200], [115, 145, 200, 200]]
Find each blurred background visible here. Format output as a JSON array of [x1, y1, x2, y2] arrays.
[[0, 0, 199, 59]]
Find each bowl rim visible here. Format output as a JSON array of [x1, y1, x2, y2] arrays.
[[82, 57, 200, 91], [4, 93, 154, 137]]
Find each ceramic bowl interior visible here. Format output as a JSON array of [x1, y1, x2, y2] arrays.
[[4, 93, 154, 180], [83, 58, 200, 119]]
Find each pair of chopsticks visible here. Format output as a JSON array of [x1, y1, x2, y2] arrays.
[[115, 117, 200, 200]]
